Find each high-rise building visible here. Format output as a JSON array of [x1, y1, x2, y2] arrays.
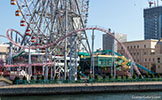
[[144, 6, 162, 40], [103, 33, 127, 52]]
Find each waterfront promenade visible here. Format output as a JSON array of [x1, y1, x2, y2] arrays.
[[0, 82, 162, 96]]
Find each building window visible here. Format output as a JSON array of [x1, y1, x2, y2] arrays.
[[134, 53, 136, 55], [131, 46, 132, 49], [137, 45, 139, 48], [134, 46, 136, 48], [127, 46, 129, 49], [158, 66, 160, 69], [144, 52, 146, 55], [145, 58, 147, 62], [149, 58, 151, 61], [121, 47, 123, 49], [153, 58, 154, 61], [157, 58, 160, 63], [144, 45, 146, 48], [137, 52, 139, 55]]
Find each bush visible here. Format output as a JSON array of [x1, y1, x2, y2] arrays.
[[23, 76, 27, 80], [89, 74, 93, 79], [102, 74, 106, 80], [146, 74, 150, 78], [13, 77, 19, 84], [77, 75, 81, 80], [126, 75, 129, 79], [150, 74, 155, 78], [66, 76, 69, 80], [157, 74, 161, 78], [48, 75, 51, 80], [109, 74, 113, 79], [31, 76, 34, 80], [139, 75, 142, 79], [41, 75, 45, 80], [121, 75, 124, 79], [132, 74, 136, 79], [37, 75, 41, 80], [95, 74, 99, 80], [55, 76, 58, 80]]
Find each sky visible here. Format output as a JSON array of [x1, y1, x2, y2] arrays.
[[0, 0, 159, 49]]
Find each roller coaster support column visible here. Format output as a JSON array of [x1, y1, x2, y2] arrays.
[[112, 32, 116, 79], [28, 48, 32, 80], [64, 0, 68, 80], [91, 29, 95, 79], [8, 32, 13, 66], [45, 48, 48, 80], [42, 56, 45, 76]]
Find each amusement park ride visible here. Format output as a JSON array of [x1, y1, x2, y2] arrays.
[[0, 0, 155, 82]]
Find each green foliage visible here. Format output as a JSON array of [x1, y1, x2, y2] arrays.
[[139, 75, 142, 79], [95, 74, 99, 80], [89, 74, 92, 79], [13, 76, 19, 84], [146, 74, 150, 78], [157, 74, 161, 78], [66, 76, 69, 80], [102, 74, 106, 79], [55, 76, 58, 80], [150, 74, 155, 78], [41, 75, 45, 80], [126, 75, 129, 79], [109, 74, 113, 79], [23, 76, 27, 80], [37, 75, 41, 80], [121, 75, 124, 79], [31, 76, 34, 80], [77, 75, 81, 80], [48, 75, 51, 80], [132, 74, 136, 79]]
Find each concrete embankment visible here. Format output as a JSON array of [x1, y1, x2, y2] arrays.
[[0, 82, 162, 96]]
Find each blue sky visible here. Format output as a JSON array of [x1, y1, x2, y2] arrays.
[[0, 0, 158, 49]]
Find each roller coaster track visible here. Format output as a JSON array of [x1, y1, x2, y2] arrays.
[[0, 26, 141, 75]]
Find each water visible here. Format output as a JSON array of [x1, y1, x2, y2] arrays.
[[2, 91, 162, 100]]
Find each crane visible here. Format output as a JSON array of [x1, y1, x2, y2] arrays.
[[147, 0, 159, 7]]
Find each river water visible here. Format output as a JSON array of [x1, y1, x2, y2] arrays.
[[1, 91, 162, 100]]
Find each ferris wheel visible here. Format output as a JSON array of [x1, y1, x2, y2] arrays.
[[10, 0, 90, 54], [9, 0, 90, 80]]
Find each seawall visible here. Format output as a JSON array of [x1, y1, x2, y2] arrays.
[[0, 82, 162, 96]]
